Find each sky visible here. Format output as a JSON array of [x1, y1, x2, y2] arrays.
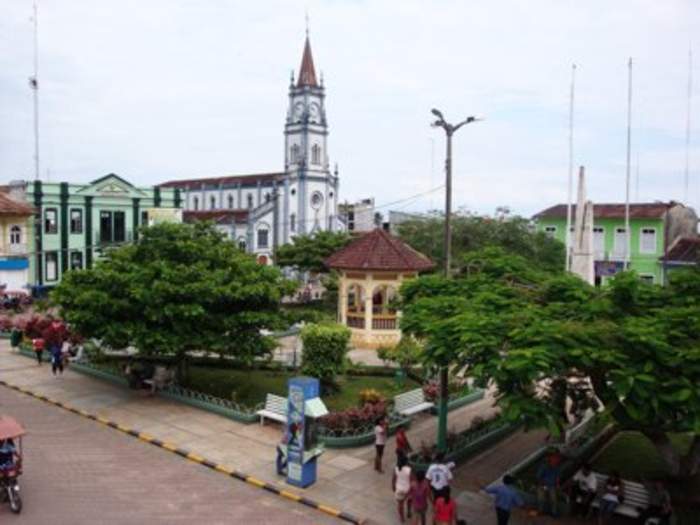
[[1, 0, 699, 217]]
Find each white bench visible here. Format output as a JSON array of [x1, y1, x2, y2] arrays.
[[142, 365, 175, 394], [394, 389, 434, 416], [590, 473, 661, 523], [256, 394, 287, 425]]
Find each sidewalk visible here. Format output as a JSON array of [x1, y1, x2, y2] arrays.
[[0, 342, 558, 524]]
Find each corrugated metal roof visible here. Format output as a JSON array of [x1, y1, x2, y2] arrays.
[[534, 202, 679, 220]]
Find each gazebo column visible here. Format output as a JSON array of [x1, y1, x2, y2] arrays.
[[338, 275, 347, 325], [363, 274, 373, 336]]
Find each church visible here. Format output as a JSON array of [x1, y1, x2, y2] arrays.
[[158, 34, 341, 264]]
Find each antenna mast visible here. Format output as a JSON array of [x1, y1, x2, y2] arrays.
[[625, 58, 633, 269], [685, 46, 693, 204], [30, 0, 40, 181], [565, 64, 576, 272]]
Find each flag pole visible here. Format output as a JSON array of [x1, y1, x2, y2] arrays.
[[30, 0, 40, 181], [625, 58, 633, 269], [685, 46, 693, 205], [565, 64, 576, 272]]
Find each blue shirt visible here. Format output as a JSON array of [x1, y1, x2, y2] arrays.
[[485, 484, 523, 512]]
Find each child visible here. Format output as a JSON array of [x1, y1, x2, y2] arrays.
[[408, 469, 431, 525], [433, 486, 458, 525], [392, 453, 412, 522]]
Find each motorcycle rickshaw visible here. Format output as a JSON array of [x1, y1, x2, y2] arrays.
[[0, 416, 24, 514]]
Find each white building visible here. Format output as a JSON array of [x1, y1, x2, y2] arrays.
[[159, 35, 340, 264], [338, 198, 379, 233]]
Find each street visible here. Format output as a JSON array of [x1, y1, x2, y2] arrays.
[[0, 381, 337, 524]]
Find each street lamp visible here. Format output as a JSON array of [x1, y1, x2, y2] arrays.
[[431, 108, 482, 453]]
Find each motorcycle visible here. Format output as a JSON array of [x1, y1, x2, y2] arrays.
[[0, 415, 25, 514]]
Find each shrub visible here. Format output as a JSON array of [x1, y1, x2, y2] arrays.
[[24, 314, 53, 339], [0, 314, 12, 332], [377, 336, 423, 371], [358, 388, 384, 406], [319, 401, 388, 433], [300, 322, 350, 388]]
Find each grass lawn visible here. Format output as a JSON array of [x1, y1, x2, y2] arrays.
[[183, 366, 420, 411]]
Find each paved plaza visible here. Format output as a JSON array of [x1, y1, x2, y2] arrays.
[[0, 343, 615, 524]]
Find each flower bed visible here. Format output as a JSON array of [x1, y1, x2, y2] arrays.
[[408, 414, 519, 470]]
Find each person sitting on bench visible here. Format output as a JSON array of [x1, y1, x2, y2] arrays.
[[639, 479, 673, 525]]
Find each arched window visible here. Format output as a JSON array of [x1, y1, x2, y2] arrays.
[[257, 228, 269, 248], [290, 213, 296, 232], [237, 237, 246, 251], [228, 194, 234, 209], [372, 285, 398, 315], [347, 284, 365, 314], [311, 144, 321, 165], [210, 195, 216, 209], [247, 194, 254, 209], [290, 144, 300, 163], [9, 225, 21, 245], [193, 196, 199, 211]]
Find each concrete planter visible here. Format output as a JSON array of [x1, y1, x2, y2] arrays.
[[319, 415, 411, 448], [428, 389, 485, 415]]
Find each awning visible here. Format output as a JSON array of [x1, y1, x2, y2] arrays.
[[304, 398, 328, 418]]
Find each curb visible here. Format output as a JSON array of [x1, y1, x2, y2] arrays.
[[0, 379, 365, 525]]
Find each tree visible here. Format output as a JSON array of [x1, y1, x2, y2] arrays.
[[274, 231, 352, 273], [52, 222, 295, 378], [400, 247, 700, 477], [300, 322, 350, 391], [396, 210, 565, 274]]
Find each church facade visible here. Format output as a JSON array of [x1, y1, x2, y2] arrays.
[[158, 35, 340, 264]]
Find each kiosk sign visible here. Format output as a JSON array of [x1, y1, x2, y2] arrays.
[[285, 377, 325, 488], [286, 384, 305, 483]]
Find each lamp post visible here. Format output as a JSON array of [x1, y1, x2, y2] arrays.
[[431, 108, 482, 452]]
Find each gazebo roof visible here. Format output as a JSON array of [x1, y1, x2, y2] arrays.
[[325, 228, 434, 272]]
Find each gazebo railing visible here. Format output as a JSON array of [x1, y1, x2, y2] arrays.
[[372, 315, 397, 330], [347, 314, 365, 329]]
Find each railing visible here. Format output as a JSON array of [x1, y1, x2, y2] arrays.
[[372, 316, 397, 330], [346, 314, 365, 329]]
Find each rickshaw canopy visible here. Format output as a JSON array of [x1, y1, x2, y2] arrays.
[[0, 416, 25, 440]]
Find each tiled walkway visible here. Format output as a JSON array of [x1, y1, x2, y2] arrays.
[[0, 343, 580, 524]]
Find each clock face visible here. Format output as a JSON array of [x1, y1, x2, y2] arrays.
[[310, 192, 323, 210], [293, 102, 305, 121], [309, 103, 320, 123]]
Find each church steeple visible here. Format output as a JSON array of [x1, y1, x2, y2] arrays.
[[297, 36, 318, 87]]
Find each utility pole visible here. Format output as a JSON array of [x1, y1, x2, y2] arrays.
[[565, 64, 576, 272], [430, 108, 482, 452], [30, 0, 40, 181], [624, 58, 633, 269]]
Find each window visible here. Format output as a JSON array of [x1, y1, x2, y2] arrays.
[[290, 144, 300, 163], [544, 225, 557, 237], [247, 194, 254, 209], [290, 213, 296, 232], [141, 210, 149, 226], [640, 274, 654, 285], [593, 227, 605, 258], [311, 144, 321, 165], [257, 228, 269, 248], [640, 228, 657, 254], [210, 196, 216, 210], [44, 208, 57, 234], [100, 211, 112, 243], [70, 251, 83, 270], [614, 227, 628, 257], [238, 238, 246, 251], [100, 211, 126, 243], [114, 211, 125, 242], [265, 193, 271, 203], [45, 252, 58, 281], [290, 188, 296, 196], [70, 209, 83, 234], [9, 225, 21, 245], [228, 194, 234, 209], [193, 196, 199, 211]]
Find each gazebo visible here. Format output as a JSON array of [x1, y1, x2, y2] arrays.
[[325, 228, 434, 349]]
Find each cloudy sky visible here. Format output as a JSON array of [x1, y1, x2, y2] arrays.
[[1, 0, 699, 216]]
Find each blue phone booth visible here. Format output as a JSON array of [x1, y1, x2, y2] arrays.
[[286, 377, 328, 488]]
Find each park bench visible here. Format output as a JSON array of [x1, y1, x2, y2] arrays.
[[142, 365, 175, 394], [393, 388, 434, 416], [590, 473, 661, 523], [256, 394, 287, 425]]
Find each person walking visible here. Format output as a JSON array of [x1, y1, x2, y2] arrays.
[[395, 424, 412, 459], [32, 337, 44, 365], [433, 486, 458, 525], [483, 475, 524, 525], [374, 416, 388, 473], [392, 453, 412, 522], [50, 341, 64, 376], [426, 452, 453, 501], [408, 469, 431, 525]]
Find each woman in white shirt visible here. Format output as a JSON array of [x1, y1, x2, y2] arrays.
[[392, 453, 412, 522]]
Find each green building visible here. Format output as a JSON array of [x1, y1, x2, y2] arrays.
[[9, 174, 181, 290], [533, 202, 698, 285]]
